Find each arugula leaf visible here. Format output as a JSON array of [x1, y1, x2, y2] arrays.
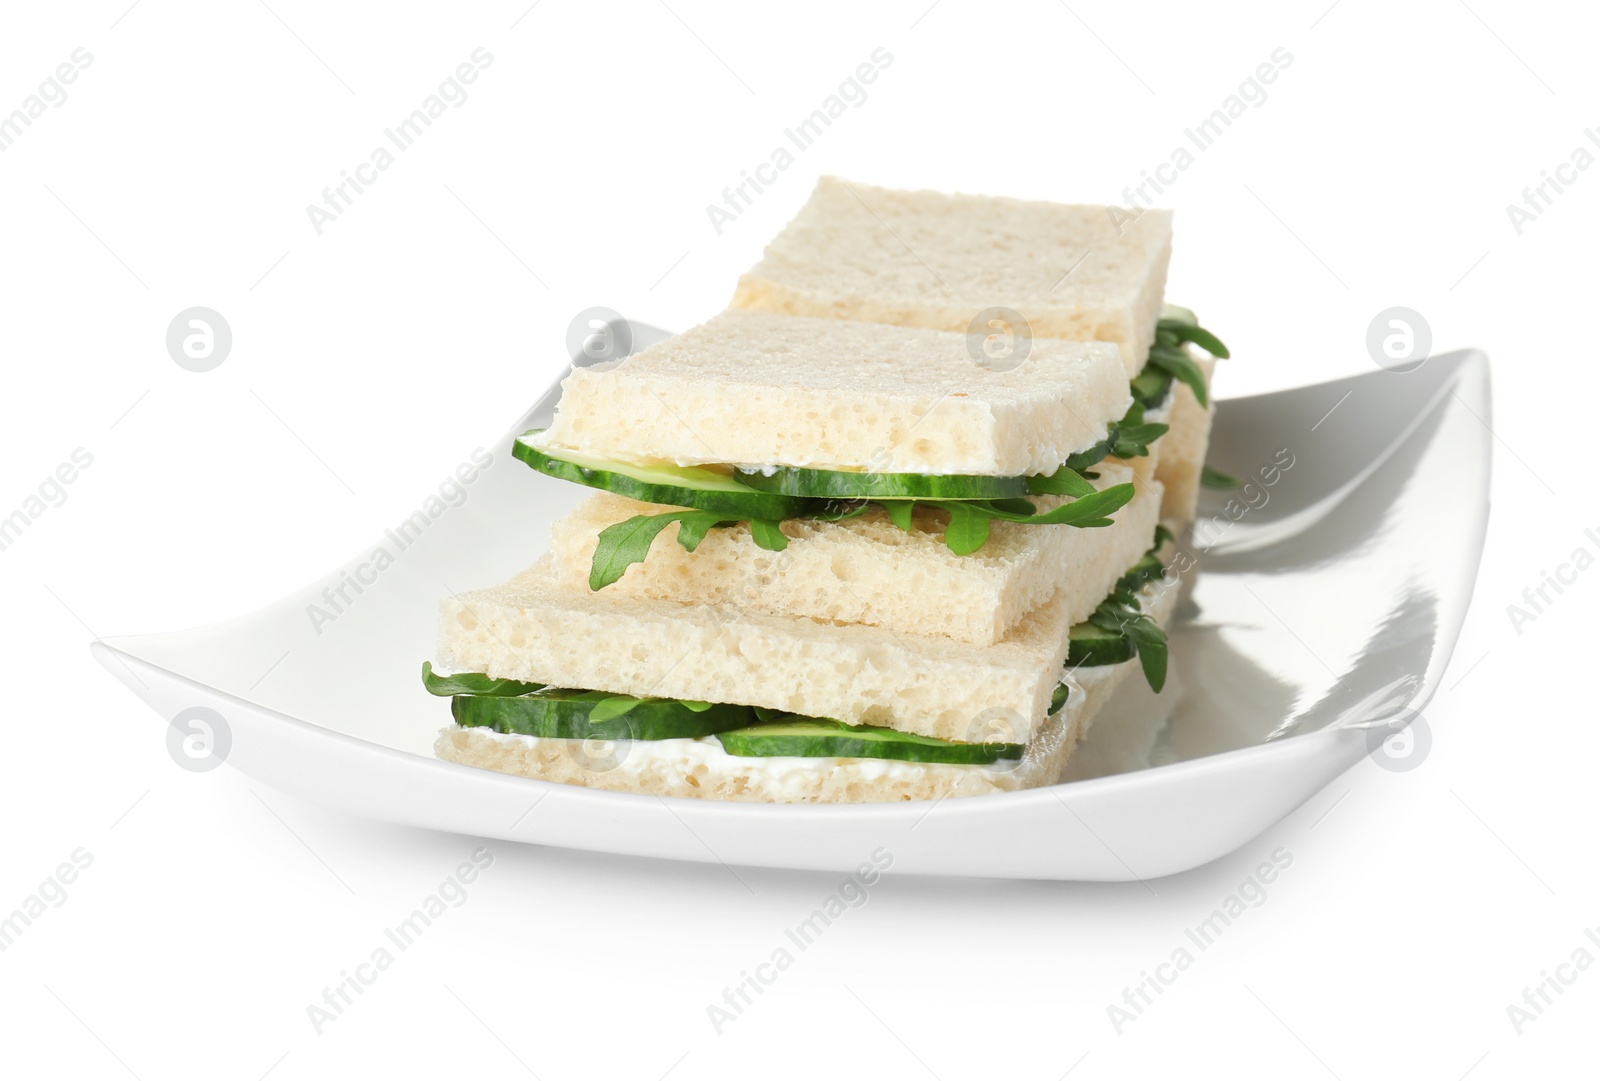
[[1201, 465, 1242, 490], [812, 500, 874, 523], [941, 502, 992, 556], [750, 519, 789, 551], [421, 661, 545, 698], [917, 483, 1136, 552], [1111, 421, 1171, 459], [880, 501, 916, 531], [1073, 527, 1175, 692], [992, 483, 1136, 526], [1124, 613, 1169, 693], [1027, 465, 1097, 497], [1147, 344, 1210, 408], [1068, 402, 1169, 468], [588, 694, 646, 722], [675, 512, 729, 550], [1157, 317, 1230, 359], [590, 510, 728, 590]]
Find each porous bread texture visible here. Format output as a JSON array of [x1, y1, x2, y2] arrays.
[[732, 177, 1173, 379], [546, 464, 1163, 647], [1155, 356, 1216, 522], [536, 307, 1130, 476], [438, 556, 1082, 743], [431, 574, 1180, 803]]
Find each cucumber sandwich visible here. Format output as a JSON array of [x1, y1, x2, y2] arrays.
[[734, 177, 1229, 523], [428, 179, 1224, 803]]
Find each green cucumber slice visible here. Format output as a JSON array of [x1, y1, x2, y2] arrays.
[[451, 689, 754, 740], [734, 465, 1029, 500], [1117, 551, 1167, 591], [1066, 621, 1137, 667], [513, 432, 809, 519], [716, 718, 1023, 764]]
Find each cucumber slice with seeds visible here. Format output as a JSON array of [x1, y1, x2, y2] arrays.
[[734, 465, 1029, 500], [513, 432, 809, 519], [451, 689, 754, 740], [716, 718, 1023, 764]]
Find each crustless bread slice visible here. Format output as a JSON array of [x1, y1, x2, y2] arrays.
[[535, 308, 1130, 476], [733, 176, 1173, 380], [546, 467, 1162, 647]]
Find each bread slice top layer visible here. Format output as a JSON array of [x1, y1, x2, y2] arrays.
[[537, 307, 1130, 476], [546, 465, 1161, 647], [733, 176, 1173, 379]]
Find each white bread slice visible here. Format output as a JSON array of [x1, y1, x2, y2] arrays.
[[546, 465, 1163, 647], [536, 307, 1130, 476], [431, 574, 1179, 803], [733, 177, 1173, 379], [1154, 356, 1216, 522], [438, 555, 1082, 744]]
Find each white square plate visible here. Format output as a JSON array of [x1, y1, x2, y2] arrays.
[[94, 338, 1490, 880]]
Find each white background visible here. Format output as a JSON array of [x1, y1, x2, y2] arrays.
[[1, 1, 1596, 1077]]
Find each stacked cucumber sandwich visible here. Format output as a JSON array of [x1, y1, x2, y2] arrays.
[[426, 179, 1228, 803]]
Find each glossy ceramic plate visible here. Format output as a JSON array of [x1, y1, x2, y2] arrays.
[[93, 331, 1491, 880]]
